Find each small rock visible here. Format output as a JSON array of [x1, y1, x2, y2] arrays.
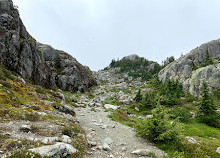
[[20, 125, 31, 133], [42, 137, 59, 144], [135, 107, 140, 111], [216, 147, 220, 153], [109, 154, 114, 158], [122, 147, 127, 151], [102, 143, 112, 151], [131, 149, 151, 156], [97, 145, 103, 150], [186, 136, 200, 144], [88, 141, 97, 146], [18, 77, 26, 83], [61, 135, 72, 144], [102, 125, 108, 129], [146, 115, 153, 118], [104, 104, 119, 110]]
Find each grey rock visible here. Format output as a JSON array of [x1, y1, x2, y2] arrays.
[[102, 143, 112, 151], [131, 149, 151, 156], [41, 137, 59, 144], [20, 125, 31, 133], [57, 92, 66, 104], [104, 104, 119, 110], [158, 39, 220, 96], [88, 140, 97, 146], [119, 95, 132, 105], [61, 135, 72, 144], [122, 147, 127, 151], [28, 142, 77, 157], [216, 147, 220, 153], [53, 104, 75, 116], [146, 115, 153, 118], [186, 136, 200, 144], [102, 137, 113, 151], [0, 0, 96, 92]]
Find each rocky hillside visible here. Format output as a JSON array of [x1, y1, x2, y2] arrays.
[[0, 0, 96, 92], [106, 54, 161, 81], [158, 39, 220, 96]]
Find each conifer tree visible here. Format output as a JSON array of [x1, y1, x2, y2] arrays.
[[201, 49, 214, 67], [196, 82, 220, 127], [134, 89, 143, 102]]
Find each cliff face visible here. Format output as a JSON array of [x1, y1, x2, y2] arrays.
[[158, 39, 220, 96], [0, 0, 96, 91]]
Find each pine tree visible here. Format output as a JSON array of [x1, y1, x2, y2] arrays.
[[134, 89, 143, 102], [196, 82, 220, 127], [201, 49, 214, 67]]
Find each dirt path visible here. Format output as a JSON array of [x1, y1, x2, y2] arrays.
[[76, 107, 166, 158]]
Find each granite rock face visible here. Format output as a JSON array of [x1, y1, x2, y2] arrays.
[[158, 39, 220, 96], [0, 0, 96, 91]]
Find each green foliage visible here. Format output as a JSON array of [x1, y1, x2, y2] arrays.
[[22, 113, 40, 122], [137, 99, 181, 143], [170, 107, 191, 122], [134, 89, 143, 102], [62, 125, 82, 138], [108, 56, 162, 81], [162, 56, 175, 67], [200, 49, 214, 67], [196, 82, 220, 127], [142, 91, 157, 110], [185, 93, 196, 102]]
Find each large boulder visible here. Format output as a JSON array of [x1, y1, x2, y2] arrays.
[[0, 0, 96, 92], [158, 39, 220, 96], [28, 142, 77, 157]]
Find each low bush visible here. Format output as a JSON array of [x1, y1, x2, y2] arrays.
[[136, 101, 181, 143], [170, 107, 191, 122]]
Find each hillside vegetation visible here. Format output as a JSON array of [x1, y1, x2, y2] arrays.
[[0, 66, 88, 157], [99, 63, 220, 157], [106, 55, 162, 81]]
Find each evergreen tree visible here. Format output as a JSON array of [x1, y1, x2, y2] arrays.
[[137, 96, 181, 142], [201, 49, 214, 67], [134, 89, 143, 102], [196, 82, 220, 127]]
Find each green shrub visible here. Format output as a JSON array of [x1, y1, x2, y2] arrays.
[[22, 113, 40, 122], [185, 93, 196, 102], [134, 89, 143, 102], [35, 86, 46, 94], [170, 107, 191, 122], [137, 99, 181, 143]]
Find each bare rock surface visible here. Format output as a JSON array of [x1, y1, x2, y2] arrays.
[[0, 0, 96, 92], [158, 39, 220, 96]]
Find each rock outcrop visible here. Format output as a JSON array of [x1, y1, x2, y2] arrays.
[[0, 0, 96, 91], [158, 39, 220, 96]]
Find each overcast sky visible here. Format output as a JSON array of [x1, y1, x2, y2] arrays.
[[13, 0, 220, 71]]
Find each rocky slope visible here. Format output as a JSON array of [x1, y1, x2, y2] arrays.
[[107, 54, 161, 81], [158, 39, 220, 96], [0, 0, 96, 92]]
